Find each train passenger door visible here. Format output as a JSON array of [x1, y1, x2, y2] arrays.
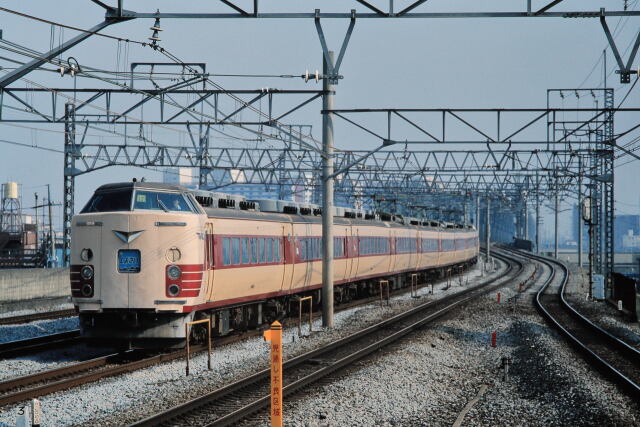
[[281, 224, 294, 291], [388, 230, 395, 273], [349, 227, 359, 280], [436, 229, 442, 267], [204, 222, 214, 301]]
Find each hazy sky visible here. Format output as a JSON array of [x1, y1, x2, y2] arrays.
[[0, 0, 639, 238]]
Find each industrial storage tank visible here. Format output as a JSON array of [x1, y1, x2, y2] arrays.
[[3, 182, 18, 200]]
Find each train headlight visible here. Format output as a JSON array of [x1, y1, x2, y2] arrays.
[[81, 283, 93, 297], [80, 265, 94, 280], [80, 248, 93, 262], [167, 284, 181, 297], [167, 265, 181, 280]]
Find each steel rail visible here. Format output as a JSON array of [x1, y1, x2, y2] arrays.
[[0, 259, 476, 408], [0, 330, 81, 359], [0, 328, 269, 408], [131, 250, 522, 427], [529, 251, 640, 400], [0, 348, 201, 407], [0, 309, 77, 325]]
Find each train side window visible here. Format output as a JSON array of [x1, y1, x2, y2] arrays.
[[312, 238, 317, 260], [310, 238, 314, 260], [242, 238, 249, 264], [267, 238, 273, 263], [251, 238, 258, 263], [311, 238, 316, 260], [275, 239, 280, 262], [232, 238, 240, 265], [299, 238, 305, 261], [307, 238, 311, 261], [223, 238, 230, 265], [260, 238, 266, 263]]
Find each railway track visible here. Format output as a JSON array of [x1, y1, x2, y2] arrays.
[[131, 250, 523, 427], [0, 329, 264, 408], [0, 330, 81, 359], [0, 309, 76, 326], [527, 251, 640, 400], [0, 259, 485, 408]]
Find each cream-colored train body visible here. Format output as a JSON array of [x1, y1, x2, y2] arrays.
[[71, 183, 478, 346]]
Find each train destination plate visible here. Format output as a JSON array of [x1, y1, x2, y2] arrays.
[[118, 250, 141, 273]]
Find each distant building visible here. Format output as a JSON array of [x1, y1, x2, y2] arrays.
[[616, 214, 640, 252], [205, 168, 314, 203], [162, 167, 197, 189]]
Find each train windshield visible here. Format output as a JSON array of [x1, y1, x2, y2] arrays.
[[81, 190, 132, 213], [133, 191, 193, 212]]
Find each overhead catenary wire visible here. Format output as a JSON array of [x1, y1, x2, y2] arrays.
[[0, 5, 376, 163], [0, 43, 328, 161], [0, 7, 325, 154], [0, 46, 294, 151], [0, 6, 637, 201]]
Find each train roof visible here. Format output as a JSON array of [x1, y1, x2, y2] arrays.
[[90, 182, 476, 231], [203, 207, 474, 232], [95, 182, 188, 192]]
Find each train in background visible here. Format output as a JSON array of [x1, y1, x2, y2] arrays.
[[70, 182, 479, 347], [512, 237, 533, 252]]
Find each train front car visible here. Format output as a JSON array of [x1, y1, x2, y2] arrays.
[[70, 182, 206, 347]]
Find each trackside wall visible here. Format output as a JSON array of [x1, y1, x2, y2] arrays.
[[0, 268, 70, 303]]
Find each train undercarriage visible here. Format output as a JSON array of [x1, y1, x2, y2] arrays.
[[80, 257, 477, 349]]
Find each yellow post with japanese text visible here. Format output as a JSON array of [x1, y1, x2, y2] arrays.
[[263, 321, 283, 427]]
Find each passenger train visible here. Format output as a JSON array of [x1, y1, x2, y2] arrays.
[[70, 182, 479, 346]]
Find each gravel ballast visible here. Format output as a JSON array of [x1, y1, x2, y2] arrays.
[[0, 297, 73, 318], [0, 317, 78, 345], [253, 257, 638, 426], [0, 261, 508, 426], [564, 264, 640, 347]]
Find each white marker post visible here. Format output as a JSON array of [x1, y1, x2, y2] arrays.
[[32, 399, 42, 427]]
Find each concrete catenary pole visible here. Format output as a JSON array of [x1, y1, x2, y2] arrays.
[[322, 51, 335, 328], [535, 189, 541, 254], [524, 199, 529, 240], [554, 177, 559, 259], [535, 172, 541, 254], [578, 157, 583, 268], [476, 194, 480, 230], [47, 184, 55, 266], [34, 193, 39, 253], [485, 196, 491, 265]]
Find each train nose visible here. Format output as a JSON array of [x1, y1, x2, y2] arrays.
[[99, 213, 134, 309]]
